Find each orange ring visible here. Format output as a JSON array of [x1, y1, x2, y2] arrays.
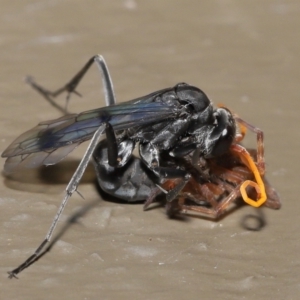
[[231, 144, 267, 207]]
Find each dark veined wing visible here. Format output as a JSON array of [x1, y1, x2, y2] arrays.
[[2, 101, 179, 172]]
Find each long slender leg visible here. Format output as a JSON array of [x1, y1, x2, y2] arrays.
[[26, 55, 116, 113], [94, 55, 116, 106], [8, 56, 121, 278], [8, 124, 107, 278]]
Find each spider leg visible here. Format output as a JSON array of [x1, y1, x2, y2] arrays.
[[235, 121, 247, 143], [178, 183, 242, 219], [234, 116, 265, 175], [262, 177, 281, 209]]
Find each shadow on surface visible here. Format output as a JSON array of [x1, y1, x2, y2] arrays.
[[2, 159, 96, 193], [8, 198, 101, 279]]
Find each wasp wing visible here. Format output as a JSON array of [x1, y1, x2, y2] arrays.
[[2, 102, 178, 172]]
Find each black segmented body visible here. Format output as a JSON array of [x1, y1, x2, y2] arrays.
[[2, 83, 236, 176]]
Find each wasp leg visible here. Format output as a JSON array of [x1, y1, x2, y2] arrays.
[[8, 123, 107, 278], [139, 142, 191, 204], [146, 177, 191, 217], [94, 55, 116, 107], [26, 55, 116, 113], [93, 139, 161, 203], [104, 122, 134, 168], [143, 188, 165, 211]]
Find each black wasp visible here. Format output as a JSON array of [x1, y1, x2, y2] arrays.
[[2, 55, 239, 277]]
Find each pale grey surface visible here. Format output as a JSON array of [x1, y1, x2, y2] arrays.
[[0, 1, 298, 299]]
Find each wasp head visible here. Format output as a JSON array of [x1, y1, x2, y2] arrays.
[[193, 107, 236, 158]]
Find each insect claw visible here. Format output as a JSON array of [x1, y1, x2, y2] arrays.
[[73, 90, 82, 97], [24, 75, 34, 85], [76, 189, 85, 200], [7, 271, 18, 279]]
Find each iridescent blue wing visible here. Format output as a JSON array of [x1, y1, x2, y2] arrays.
[[2, 102, 178, 172]]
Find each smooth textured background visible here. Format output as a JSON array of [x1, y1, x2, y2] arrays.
[[0, 1, 298, 299]]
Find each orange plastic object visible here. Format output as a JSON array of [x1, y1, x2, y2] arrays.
[[230, 144, 267, 207]]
